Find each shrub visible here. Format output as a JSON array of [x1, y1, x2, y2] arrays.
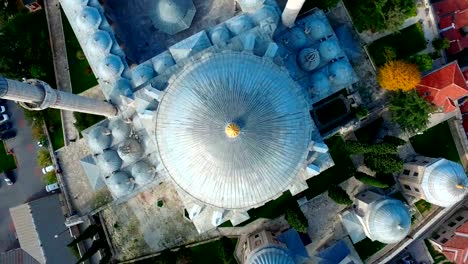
[[354, 106, 369, 119], [37, 148, 52, 167], [378, 60, 421, 91], [382, 136, 406, 147], [328, 186, 353, 205], [364, 154, 403, 174], [354, 172, 389, 188], [345, 141, 398, 155], [285, 208, 308, 233], [42, 171, 57, 185], [408, 54, 433, 72], [432, 38, 450, 51]]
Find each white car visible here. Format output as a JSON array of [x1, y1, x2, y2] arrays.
[[45, 183, 60, 193], [0, 114, 9, 124], [42, 165, 55, 174], [0, 106, 6, 113]]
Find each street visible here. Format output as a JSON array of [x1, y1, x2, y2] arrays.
[[0, 101, 47, 252]]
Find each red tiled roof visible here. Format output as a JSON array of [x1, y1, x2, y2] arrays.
[[441, 222, 468, 264], [416, 62, 468, 112], [433, 0, 468, 16], [456, 221, 468, 235], [441, 10, 468, 54], [464, 69, 468, 82]]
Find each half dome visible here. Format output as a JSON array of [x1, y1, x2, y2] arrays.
[[210, 26, 231, 46], [131, 65, 155, 87], [152, 53, 175, 74]]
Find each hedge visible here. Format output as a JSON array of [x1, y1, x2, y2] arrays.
[[328, 186, 353, 205], [364, 154, 404, 174], [345, 141, 398, 155], [354, 172, 389, 188], [285, 208, 308, 233]]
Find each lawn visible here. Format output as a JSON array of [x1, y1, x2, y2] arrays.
[[0, 141, 16, 172], [410, 121, 460, 163], [45, 109, 64, 150], [368, 23, 427, 66], [61, 10, 97, 94], [415, 199, 432, 215], [353, 238, 385, 260]]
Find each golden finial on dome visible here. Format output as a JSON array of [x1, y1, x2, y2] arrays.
[[225, 123, 241, 138]]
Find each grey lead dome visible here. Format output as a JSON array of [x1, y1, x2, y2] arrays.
[[155, 52, 313, 210]]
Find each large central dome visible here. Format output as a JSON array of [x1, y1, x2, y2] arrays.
[[155, 52, 313, 209]]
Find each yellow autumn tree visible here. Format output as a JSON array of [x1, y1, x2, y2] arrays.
[[377, 60, 421, 91]]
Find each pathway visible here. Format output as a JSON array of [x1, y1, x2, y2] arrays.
[[43, 0, 79, 145]]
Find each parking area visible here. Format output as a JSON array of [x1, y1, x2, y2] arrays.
[[0, 101, 47, 252]]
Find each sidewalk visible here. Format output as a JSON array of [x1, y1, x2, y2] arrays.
[[43, 0, 79, 145]]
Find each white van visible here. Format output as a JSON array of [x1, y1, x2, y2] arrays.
[[45, 183, 60, 193], [42, 165, 55, 174]]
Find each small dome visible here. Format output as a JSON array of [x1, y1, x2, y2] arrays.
[[304, 19, 330, 40], [108, 118, 131, 143], [87, 30, 113, 56], [246, 245, 295, 264], [131, 65, 155, 87], [107, 171, 134, 197], [298, 48, 320, 71], [226, 15, 254, 35], [117, 139, 143, 164], [112, 78, 134, 98], [87, 125, 112, 153], [97, 150, 123, 175], [131, 161, 155, 185], [99, 55, 124, 81], [251, 5, 279, 26], [210, 26, 231, 46], [283, 27, 307, 51], [319, 40, 341, 61], [365, 198, 411, 244], [152, 53, 175, 74], [158, 0, 188, 23], [309, 72, 330, 97], [76, 6, 102, 32], [329, 61, 353, 86], [421, 159, 468, 207]]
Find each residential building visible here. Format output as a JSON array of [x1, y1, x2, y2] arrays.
[[433, 0, 468, 55]]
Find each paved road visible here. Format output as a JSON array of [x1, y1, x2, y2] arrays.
[[0, 102, 48, 252]]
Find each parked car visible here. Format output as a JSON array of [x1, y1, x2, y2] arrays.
[[0, 122, 12, 132], [0, 130, 16, 140], [1, 172, 13, 186], [45, 183, 60, 193], [4, 170, 14, 185], [42, 165, 55, 174], [0, 114, 9, 124]]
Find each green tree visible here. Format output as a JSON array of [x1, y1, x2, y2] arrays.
[[285, 208, 308, 233], [389, 90, 433, 133], [345, 141, 398, 155], [408, 54, 433, 72], [328, 186, 353, 205], [37, 148, 51, 167], [432, 38, 450, 51], [354, 172, 389, 188], [384, 6, 406, 32], [364, 154, 403, 174]]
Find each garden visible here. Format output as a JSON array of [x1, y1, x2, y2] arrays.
[[368, 23, 427, 66]]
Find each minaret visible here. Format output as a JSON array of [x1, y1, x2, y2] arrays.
[[281, 0, 306, 27], [0, 77, 117, 117]]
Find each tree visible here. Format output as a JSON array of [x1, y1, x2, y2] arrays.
[[432, 38, 450, 51], [328, 186, 353, 206], [42, 172, 57, 185], [384, 6, 407, 33], [408, 54, 433, 72], [377, 60, 421, 91], [389, 90, 433, 133], [345, 141, 398, 155], [285, 208, 308, 233], [354, 172, 389, 188], [364, 154, 403, 174]]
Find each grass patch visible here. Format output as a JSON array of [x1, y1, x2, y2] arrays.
[[415, 199, 432, 215], [368, 23, 427, 66], [354, 238, 386, 260], [355, 118, 384, 143], [61, 9, 97, 94], [44, 109, 64, 150], [410, 121, 460, 163], [0, 141, 16, 172]]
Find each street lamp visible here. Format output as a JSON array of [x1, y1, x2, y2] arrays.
[[54, 226, 70, 239]]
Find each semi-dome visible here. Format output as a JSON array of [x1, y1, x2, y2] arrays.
[[117, 139, 144, 164], [210, 26, 231, 46], [97, 150, 123, 175], [86, 30, 113, 56], [226, 15, 254, 35], [421, 159, 468, 207], [131, 161, 155, 185], [309, 72, 330, 97], [283, 27, 307, 50], [297, 48, 320, 71], [152, 53, 175, 74], [87, 125, 112, 153], [131, 65, 155, 87], [246, 245, 295, 264], [365, 198, 411, 244], [99, 54, 124, 81], [319, 39, 341, 62], [155, 52, 312, 210], [111, 78, 134, 99], [329, 61, 353, 86], [107, 171, 134, 197], [304, 19, 330, 40], [76, 6, 102, 32], [150, 0, 196, 35], [108, 117, 131, 143]]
